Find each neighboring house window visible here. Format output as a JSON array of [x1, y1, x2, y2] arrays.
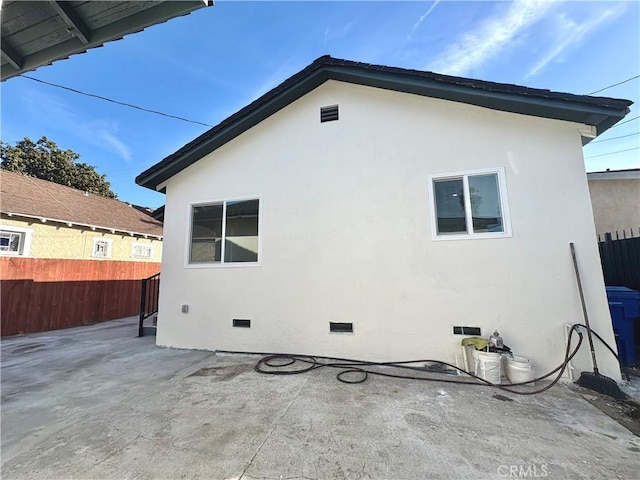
[[92, 238, 112, 258], [428, 167, 511, 240], [189, 198, 260, 264], [131, 243, 154, 259], [0, 226, 33, 256]]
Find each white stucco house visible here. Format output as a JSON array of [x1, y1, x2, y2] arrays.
[[136, 56, 632, 380]]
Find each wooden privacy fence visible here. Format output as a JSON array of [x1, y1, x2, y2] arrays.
[[1, 258, 160, 337], [598, 230, 640, 292]]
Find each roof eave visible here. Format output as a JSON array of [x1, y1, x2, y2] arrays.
[[1, 210, 163, 240], [136, 60, 632, 191], [325, 65, 629, 135], [1, 1, 212, 81], [136, 68, 330, 190], [587, 169, 640, 180]]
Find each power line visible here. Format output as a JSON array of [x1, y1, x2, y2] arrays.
[[17, 72, 639, 135], [19, 74, 215, 128], [589, 132, 639, 144], [609, 115, 639, 129], [587, 75, 640, 95], [584, 147, 639, 159]]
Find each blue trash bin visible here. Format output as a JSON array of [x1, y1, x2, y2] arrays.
[[605, 286, 640, 367]]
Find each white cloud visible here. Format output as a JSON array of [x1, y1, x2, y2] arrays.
[[427, 0, 555, 76], [525, 5, 626, 78], [324, 20, 357, 44], [88, 121, 133, 162], [23, 89, 132, 162], [407, 0, 441, 40], [247, 57, 305, 103]]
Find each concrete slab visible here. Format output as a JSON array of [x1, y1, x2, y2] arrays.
[[2, 317, 638, 479]]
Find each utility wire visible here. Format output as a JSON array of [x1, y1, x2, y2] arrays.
[[584, 147, 639, 159], [589, 132, 639, 144], [18, 73, 638, 131], [587, 75, 640, 95], [19, 74, 215, 128], [608, 115, 639, 129]]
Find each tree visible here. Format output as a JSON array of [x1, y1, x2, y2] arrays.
[[0, 136, 116, 198]]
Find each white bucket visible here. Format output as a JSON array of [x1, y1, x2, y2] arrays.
[[461, 345, 476, 373], [506, 356, 535, 385], [473, 350, 502, 384]]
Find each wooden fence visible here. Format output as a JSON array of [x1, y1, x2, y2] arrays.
[[598, 229, 640, 292], [1, 258, 160, 337]]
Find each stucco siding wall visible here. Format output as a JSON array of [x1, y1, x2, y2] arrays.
[[588, 179, 640, 237], [156, 80, 619, 379], [0, 216, 162, 262]]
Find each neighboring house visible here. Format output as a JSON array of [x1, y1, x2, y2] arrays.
[[587, 169, 640, 238], [136, 56, 632, 380], [1, 170, 163, 336], [0, 170, 162, 261]]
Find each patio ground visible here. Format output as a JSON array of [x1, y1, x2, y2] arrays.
[[1, 317, 638, 479]]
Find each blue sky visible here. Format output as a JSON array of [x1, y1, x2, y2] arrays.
[[2, 0, 639, 208]]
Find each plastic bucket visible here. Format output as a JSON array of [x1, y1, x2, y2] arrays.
[[506, 356, 535, 385], [473, 350, 502, 384]]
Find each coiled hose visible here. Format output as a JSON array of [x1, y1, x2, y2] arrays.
[[219, 324, 628, 396]]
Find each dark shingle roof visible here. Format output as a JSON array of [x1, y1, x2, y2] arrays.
[[136, 55, 633, 192], [0, 170, 163, 237]]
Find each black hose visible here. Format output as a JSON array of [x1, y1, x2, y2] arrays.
[[217, 323, 610, 396]]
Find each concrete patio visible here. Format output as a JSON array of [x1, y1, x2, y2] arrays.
[[1, 316, 638, 479]]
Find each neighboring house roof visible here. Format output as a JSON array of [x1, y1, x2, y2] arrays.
[[587, 168, 640, 181], [136, 55, 633, 192], [1, 0, 212, 81], [152, 205, 165, 222], [0, 170, 163, 238]]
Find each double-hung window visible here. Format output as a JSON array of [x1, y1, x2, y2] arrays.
[[189, 198, 260, 264], [92, 238, 112, 258], [131, 243, 154, 259], [428, 167, 511, 240]]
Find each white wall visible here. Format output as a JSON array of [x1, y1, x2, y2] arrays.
[[156, 80, 620, 380]]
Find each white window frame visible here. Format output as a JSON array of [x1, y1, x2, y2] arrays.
[[0, 225, 33, 256], [185, 195, 262, 268], [92, 238, 113, 258], [427, 167, 512, 241], [131, 242, 154, 259]]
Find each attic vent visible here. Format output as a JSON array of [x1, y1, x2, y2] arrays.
[[320, 105, 339, 123], [233, 319, 251, 328], [330, 322, 353, 333], [452, 326, 482, 336]]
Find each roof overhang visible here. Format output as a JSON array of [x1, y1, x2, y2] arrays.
[[587, 169, 640, 181], [1, 0, 213, 81], [136, 56, 633, 192]]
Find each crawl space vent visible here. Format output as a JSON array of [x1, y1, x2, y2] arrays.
[[452, 326, 482, 336], [330, 322, 353, 333], [320, 105, 339, 123], [233, 319, 251, 328]]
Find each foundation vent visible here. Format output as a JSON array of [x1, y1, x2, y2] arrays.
[[330, 322, 353, 333], [452, 326, 481, 336], [233, 319, 251, 328], [320, 105, 339, 123]]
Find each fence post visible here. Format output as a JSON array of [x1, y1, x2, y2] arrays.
[[598, 229, 640, 292], [138, 278, 147, 337]]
